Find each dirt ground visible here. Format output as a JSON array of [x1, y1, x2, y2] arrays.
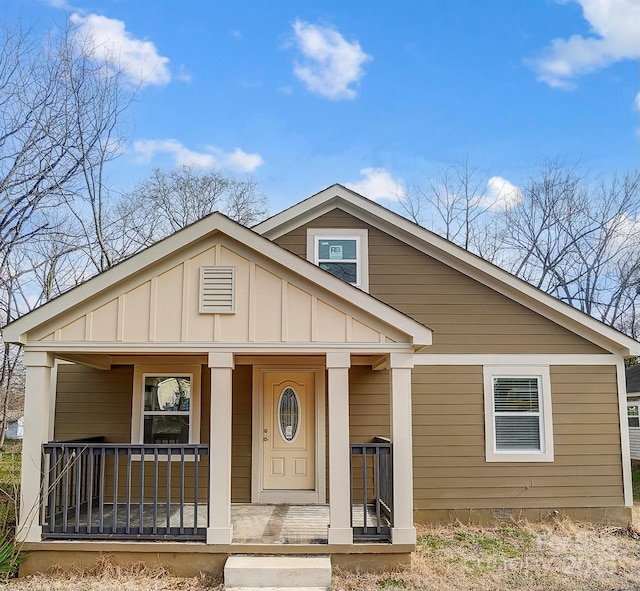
[[4, 511, 640, 591]]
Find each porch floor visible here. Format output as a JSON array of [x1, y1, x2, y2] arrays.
[[232, 504, 330, 543]]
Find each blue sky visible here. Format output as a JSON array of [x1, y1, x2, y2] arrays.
[[8, 0, 640, 213]]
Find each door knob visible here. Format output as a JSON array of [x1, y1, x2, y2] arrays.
[[263, 436, 269, 441]]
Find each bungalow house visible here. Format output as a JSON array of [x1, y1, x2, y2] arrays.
[[3, 184, 638, 579], [625, 365, 640, 461]]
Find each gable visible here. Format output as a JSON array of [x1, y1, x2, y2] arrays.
[[22, 233, 415, 348], [273, 208, 609, 355]]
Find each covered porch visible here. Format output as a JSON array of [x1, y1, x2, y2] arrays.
[[38, 437, 393, 543], [21, 350, 419, 548]]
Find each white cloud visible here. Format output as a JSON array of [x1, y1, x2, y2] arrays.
[[529, 0, 640, 88], [43, 0, 73, 8], [133, 139, 263, 173], [480, 176, 522, 211], [70, 13, 171, 87], [216, 147, 264, 172], [346, 168, 406, 201], [635, 91, 640, 110], [291, 20, 371, 100]]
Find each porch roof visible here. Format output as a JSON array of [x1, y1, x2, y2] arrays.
[[4, 213, 431, 353]]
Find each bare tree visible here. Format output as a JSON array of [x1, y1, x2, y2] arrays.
[[118, 166, 268, 253], [399, 159, 492, 251], [495, 164, 640, 330], [0, 19, 132, 444]]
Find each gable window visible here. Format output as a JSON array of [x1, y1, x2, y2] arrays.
[[307, 228, 369, 291], [483, 365, 554, 462], [132, 365, 201, 445], [628, 403, 640, 428]]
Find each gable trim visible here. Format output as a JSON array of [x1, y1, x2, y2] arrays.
[[4, 213, 431, 350]]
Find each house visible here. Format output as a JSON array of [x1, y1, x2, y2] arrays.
[[625, 365, 640, 461], [5, 414, 24, 440], [3, 184, 638, 578]]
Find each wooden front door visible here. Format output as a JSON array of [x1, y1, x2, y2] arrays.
[[262, 371, 316, 491]]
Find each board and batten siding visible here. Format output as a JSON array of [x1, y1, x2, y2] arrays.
[[37, 238, 402, 347], [410, 365, 623, 514], [274, 209, 608, 355]]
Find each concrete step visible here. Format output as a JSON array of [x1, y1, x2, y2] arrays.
[[224, 555, 331, 590]]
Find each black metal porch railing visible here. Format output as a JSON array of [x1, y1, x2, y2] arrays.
[[350, 438, 393, 540], [41, 441, 209, 540]]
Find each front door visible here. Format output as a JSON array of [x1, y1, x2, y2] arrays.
[[262, 371, 316, 491]]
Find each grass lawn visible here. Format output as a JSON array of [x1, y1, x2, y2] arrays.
[[633, 464, 640, 501], [0, 441, 21, 537]]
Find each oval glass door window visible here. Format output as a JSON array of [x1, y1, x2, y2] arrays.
[[278, 387, 300, 442]]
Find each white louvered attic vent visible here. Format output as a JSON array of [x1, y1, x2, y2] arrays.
[[199, 266, 236, 314]]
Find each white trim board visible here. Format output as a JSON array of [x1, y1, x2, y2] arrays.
[[413, 354, 619, 366], [616, 360, 633, 507]]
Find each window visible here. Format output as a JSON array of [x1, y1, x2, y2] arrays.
[[143, 376, 191, 443], [307, 228, 369, 291], [628, 403, 640, 428], [132, 365, 201, 445], [483, 365, 554, 462]]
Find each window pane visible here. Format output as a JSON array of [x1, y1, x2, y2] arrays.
[[628, 406, 639, 417], [629, 417, 640, 428], [144, 377, 191, 412], [144, 415, 189, 444], [495, 415, 541, 451], [319, 262, 357, 283], [494, 377, 539, 412], [318, 239, 357, 261], [278, 387, 300, 442]]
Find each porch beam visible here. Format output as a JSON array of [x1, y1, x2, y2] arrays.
[[18, 351, 54, 543], [326, 351, 353, 545], [207, 352, 234, 544], [389, 353, 417, 545]]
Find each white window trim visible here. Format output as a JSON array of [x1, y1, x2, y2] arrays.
[[132, 365, 201, 445], [483, 365, 554, 462], [306, 228, 369, 292], [628, 401, 640, 428]]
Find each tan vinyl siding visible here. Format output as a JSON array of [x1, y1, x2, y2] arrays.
[[274, 209, 607, 354], [232, 364, 252, 502], [54, 364, 133, 442], [411, 365, 624, 510], [349, 366, 390, 442], [349, 366, 390, 503]]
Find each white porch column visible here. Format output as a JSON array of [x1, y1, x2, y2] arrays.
[[207, 352, 234, 544], [18, 351, 54, 543], [326, 351, 353, 545], [389, 353, 416, 545]]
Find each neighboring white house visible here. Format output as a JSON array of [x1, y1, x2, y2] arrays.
[[6, 416, 24, 439], [626, 365, 640, 461]]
